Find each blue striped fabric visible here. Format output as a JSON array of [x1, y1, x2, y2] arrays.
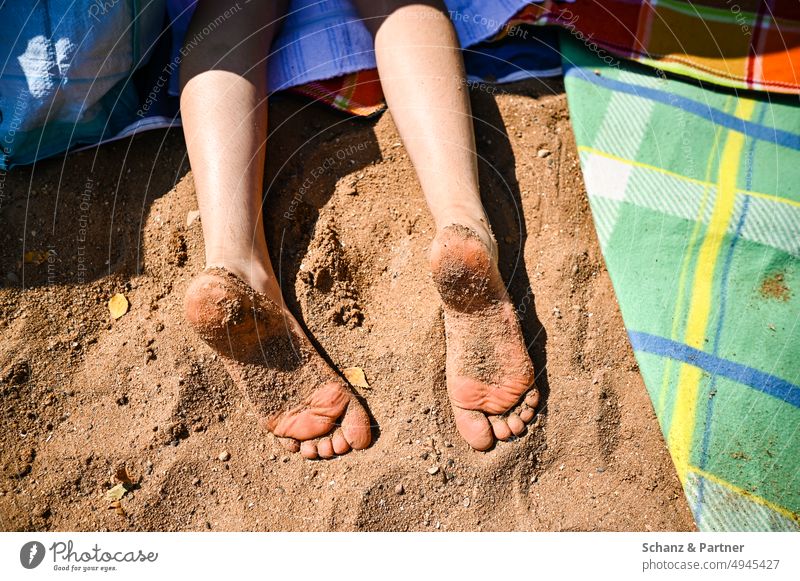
[[0, 0, 167, 169]]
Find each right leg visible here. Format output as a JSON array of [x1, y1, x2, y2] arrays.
[[351, 1, 537, 451], [180, 0, 371, 459]]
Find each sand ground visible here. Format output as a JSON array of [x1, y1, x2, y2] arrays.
[[0, 79, 695, 531]]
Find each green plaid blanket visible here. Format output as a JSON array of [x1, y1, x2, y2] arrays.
[[562, 35, 800, 531]]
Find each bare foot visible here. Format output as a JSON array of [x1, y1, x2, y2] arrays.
[[184, 267, 372, 459], [431, 224, 538, 450]]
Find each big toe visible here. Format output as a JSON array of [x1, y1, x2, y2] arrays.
[[341, 397, 372, 450], [452, 405, 494, 451]]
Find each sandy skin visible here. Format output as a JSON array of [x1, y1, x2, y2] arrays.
[[431, 224, 539, 450], [184, 268, 372, 459]]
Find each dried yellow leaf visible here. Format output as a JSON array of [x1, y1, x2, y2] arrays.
[[24, 250, 48, 265], [108, 294, 129, 319], [104, 483, 127, 502], [343, 367, 370, 389]]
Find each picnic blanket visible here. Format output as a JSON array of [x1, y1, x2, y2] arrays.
[[562, 34, 800, 531], [526, 0, 800, 95]]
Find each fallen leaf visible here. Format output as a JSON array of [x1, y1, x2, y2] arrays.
[[343, 367, 370, 389], [24, 250, 48, 265], [108, 294, 129, 320], [104, 483, 127, 502], [115, 466, 133, 486]]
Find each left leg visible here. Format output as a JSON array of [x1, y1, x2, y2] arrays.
[[351, 0, 539, 450]]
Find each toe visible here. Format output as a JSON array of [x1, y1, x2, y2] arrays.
[[519, 406, 535, 423], [300, 440, 319, 460], [524, 388, 540, 408], [489, 416, 513, 440], [452, 405, 494, 451], [341, 398, 372, 450], [507, 413, 526, 436], [332, 429, 351, 455], [277, 437, 300, 453], [317, 437, 335, 459]]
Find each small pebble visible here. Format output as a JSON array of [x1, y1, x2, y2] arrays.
[[269, 454, 277, 461], [427, 466, 440, 475], [186, 210, 201, 227], [218, 451, 231, 462], [463, 497, 471, 508], [394, 483, 405, 495], [192, 477, 200, 486], [537, 148, 551, 158]]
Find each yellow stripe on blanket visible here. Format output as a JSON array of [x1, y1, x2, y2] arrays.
[[657, 118, 725, 419], [688, 466, 800, 524], [668, 98, 757, 483], [575, 146, 800, 210]]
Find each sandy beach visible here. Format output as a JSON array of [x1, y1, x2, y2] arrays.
[[0, 79, 695, 531]]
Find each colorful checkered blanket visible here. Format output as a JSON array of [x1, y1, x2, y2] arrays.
[[528, 0, 800, 95], [562, 34, 800, 531]]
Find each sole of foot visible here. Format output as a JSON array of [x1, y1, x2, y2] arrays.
[[184, 267, 372, 459], [431, 224, 539, 451]]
